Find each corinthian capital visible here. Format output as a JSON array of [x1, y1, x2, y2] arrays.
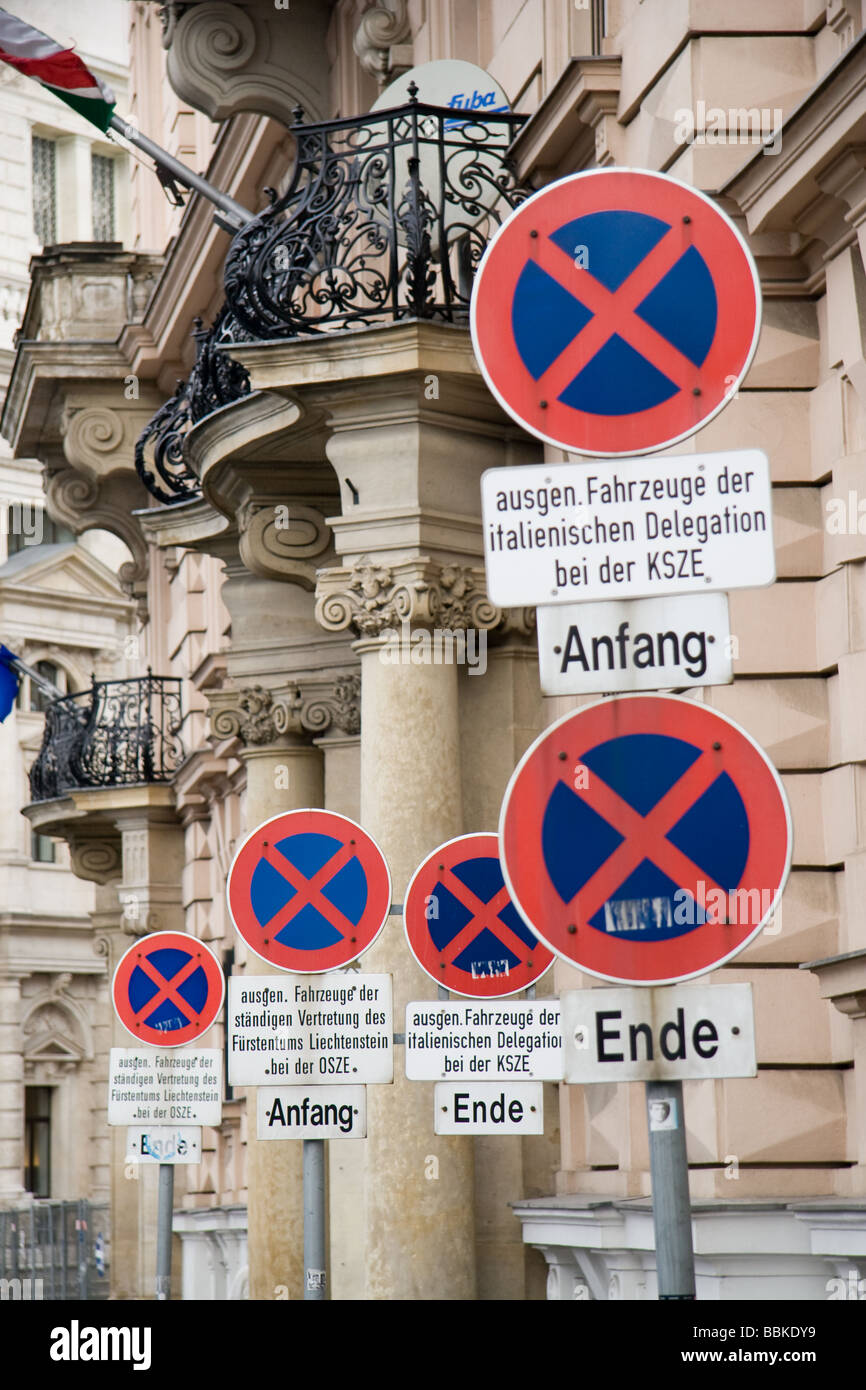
[[209, 685, 280, 746], [315, 556, 501, 639], [274, 674, 361, 739]]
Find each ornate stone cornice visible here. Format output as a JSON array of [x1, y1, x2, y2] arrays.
[[315, 556, 500, 639], [353, 0, 412, 87]]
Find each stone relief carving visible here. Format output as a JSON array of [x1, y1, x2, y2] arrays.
[[353, 0, 412, 85], [274, 674, 361, 738], [238, 501, 332, 588], [315, 556, 502, 638], [69, 837, 122, 885], [210, 675, 362, 747], [163, 0, 328, 125]]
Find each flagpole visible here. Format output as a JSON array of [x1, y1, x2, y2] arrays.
[[109, 115, 254, 233]]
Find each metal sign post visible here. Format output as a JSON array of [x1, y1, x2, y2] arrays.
[[155, 1163, 174, 1301], [646, 1079, 695, 1299], [303, 1141, 326, 1301]]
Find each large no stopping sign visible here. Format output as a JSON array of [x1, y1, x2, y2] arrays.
[[471, 168, 761, 457], [113, 932, 225, 1047], [499, 696, 791, 985], [404, 833, 553, 997], [227, 809, 391, 973]]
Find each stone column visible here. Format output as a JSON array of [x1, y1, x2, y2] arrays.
[[0, 970, 27, 1202], [317, 558, 501, 1300], [212, 685, 324, 1300]]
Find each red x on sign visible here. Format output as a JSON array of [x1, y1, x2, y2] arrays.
[[471, 168, 761, 457], [499, 696, 791, 986], [404, 833, 553, 997], [112, 931, 225, 1047], [227, 809, 391, 973]]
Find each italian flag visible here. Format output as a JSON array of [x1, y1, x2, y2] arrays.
[[0, 6, 115, 132]]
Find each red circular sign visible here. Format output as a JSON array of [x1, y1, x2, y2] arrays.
[[499, 696, 791, 985], [226, 809, 391, 973], [112, 931, 225, 1047], [471, 168, 761, 457], [404, 833, 554, 998]]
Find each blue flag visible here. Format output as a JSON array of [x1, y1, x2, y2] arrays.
[[0, 644, 21, 722]]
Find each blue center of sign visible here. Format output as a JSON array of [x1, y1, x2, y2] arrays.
[[541, 733, 749, 941], [128, 947, 208, 1031], [511, 210, 718, 415], [428, 856, 537, 975], [249, 832, 367, 950]]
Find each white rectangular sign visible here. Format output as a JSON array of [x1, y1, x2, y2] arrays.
[[561, 984, 757, 1083], [405, 1000, 563, 1081], [537, 593, 732, 695], [434, 1082, 543, 1135], [108, 1049, 222, 1126], [228, 974, 393, 1086], [125, 1127, 202, 1164], [257, 1085, 367, 1140], [481, 449, 774, 606]]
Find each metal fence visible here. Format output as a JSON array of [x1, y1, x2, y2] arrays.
[[29, 672, 183, 802], [0, 1201, 110, 1300]]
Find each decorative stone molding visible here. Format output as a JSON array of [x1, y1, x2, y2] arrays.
[[353, 0, 412, 87], [44, 462, 150, 614], [210, 674, 362, 749], [164, 0, 330, 125], [69, 837, 122, 885], [22, 976, 94, 1065], [274, 674, 361, 739], [315, 556, 500, 639], [210, 685, 280, 746], [237, 500, 332, 588]]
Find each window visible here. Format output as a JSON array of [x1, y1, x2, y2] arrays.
[[32, 136, 57, 245], [29, 660, 65, 713], [91, 153, 115, 241], [24, 1087, 52, 1197], [31, 831, 56, 864]]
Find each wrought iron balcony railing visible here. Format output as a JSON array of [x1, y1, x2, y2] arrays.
[[135, 308, 250, 505], [223, 93, 528, 338], [134, 93, 528, 504], [29, 673, 183, 802]]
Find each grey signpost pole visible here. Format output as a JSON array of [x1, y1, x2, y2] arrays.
[[646, 1078, 696, 1299], [303, 1140, 326, 1300], [156, 1162, 174, 1300]]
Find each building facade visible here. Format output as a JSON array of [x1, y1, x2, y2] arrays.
[[3, 0, 866, 1300], [0, 0, 136, 1264]]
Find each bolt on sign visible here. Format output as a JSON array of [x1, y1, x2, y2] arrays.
[[536, 593, 732, 696], [227, 973, 393, 1086], [562, 983, 757, 1083], [404, 999, 563, 1081], [226, 809, 391, 974], [470, 167, 761, 458], [403, 833, 554, 997], [499, 694, 791, 986], [108, 1049, 222, 1126], [480, 450, 774, 609], [112, 932, 225, 1047]]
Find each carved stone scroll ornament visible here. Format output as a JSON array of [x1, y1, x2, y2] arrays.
[[353, 0, 412, 85], [209, 685, 280, 747], [315, 557, 503, 639], [237, 501, 332, 587], [210, 677, 362, 750], [274, 674, 361, 739]]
